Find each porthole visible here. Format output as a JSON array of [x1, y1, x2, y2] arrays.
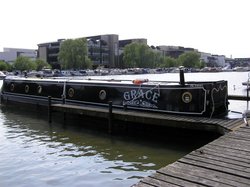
[[10, 83, 15, 92], [99, 90, 107, 100], [37, 85, 42, 94], [25, 85, 29, 93], [182, 92, 192, 104], [68, 88, 74, 98]]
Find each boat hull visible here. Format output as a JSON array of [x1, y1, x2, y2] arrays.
[[1, 77, 228, 117]]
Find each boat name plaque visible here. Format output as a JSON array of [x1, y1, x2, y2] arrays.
[[123, 86, 160, 108]]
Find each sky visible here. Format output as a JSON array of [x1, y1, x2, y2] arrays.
[[1, 0, 250, 58]]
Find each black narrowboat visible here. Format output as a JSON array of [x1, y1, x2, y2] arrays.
[[0, 72, 228, 117]]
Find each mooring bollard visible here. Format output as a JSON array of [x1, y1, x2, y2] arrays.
[[108, 101, 113, 134], [48, 96, 52, 123]]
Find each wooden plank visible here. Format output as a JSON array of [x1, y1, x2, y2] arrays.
[[189, 150, 250, 168], [231, 129, 250, 136], [137, 176, 181, 187], [209, 141, 250, 153], [229, 123, 246, 131], [207, 118, 224, 124], [150, 172, 203, 187], [157, 165, 231, 187], [215, 138, 250, 150], [222, 119, 242, 128], [198, 118, 215, 124], [132, 181, 154, 187], [217, 119, 232, 125], [201, 145, 250, 162], [179, 156, 250, 179], [226, 119, 245, 129], [160, 161, 249, 187], [236, 127, 250, 134], [225, 133, 250, 142], [223, 120, 241, 128], [177, 162, 249, 186], [214, 135, 250, 145], [220, 132, 250, 142]]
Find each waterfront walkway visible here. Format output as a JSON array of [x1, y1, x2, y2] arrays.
[[134, 124, 250, 187]]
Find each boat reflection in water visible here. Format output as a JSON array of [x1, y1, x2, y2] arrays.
[[0, 104, 216, 187]]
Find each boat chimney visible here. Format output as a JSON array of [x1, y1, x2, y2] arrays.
[[179, 69, 185, 86]]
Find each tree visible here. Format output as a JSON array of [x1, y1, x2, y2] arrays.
[[13, 56, 36, 71], [58, 38, 92, 69], [158, 56, 178, 68], [0, 61, 8, 71], [35, 59, 51, 71], [123, 43, 156, 68], [123, 43, 138, 68], [178, 51, 201, 68]]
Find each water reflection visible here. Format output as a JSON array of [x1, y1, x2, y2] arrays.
[[0, 105, 215, 187]]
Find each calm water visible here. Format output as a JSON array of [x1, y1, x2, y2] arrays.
[[0, 72, 249, 187]]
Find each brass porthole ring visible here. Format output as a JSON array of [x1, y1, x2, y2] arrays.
[[10, 83, 15, 92], [68, 88, 74, 98], [99, 90, 107, 100], [182, 92, 192, 103], [37, 85, 42, 94], [25, 85, 29, 93]]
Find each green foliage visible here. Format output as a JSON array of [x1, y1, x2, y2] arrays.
[[123, 43, 157, 68], [123, 43, 138, 68], [178, 51, 201, 68], [6, 63, 13, 71], [123, 44, 202, 69], [123, 43, 191, 68], [13, 56, 36, 71], [0, 61, 8, 71], [200, 59, 206, 68], [58, 38, 92, 69], [158, 56, 178, 68], [35, 59, 51, 71]]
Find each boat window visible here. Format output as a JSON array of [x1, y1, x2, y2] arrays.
[[68, 88, 74, 98], [99, 90, 107, 100], [37, 85, 42, 94], [25, 85, 29, 93], [10, 83, 15, 92]]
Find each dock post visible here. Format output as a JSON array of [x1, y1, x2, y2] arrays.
[[48, 96, 52, 123], [62, 95, 66, 121], [108, 101, 113, 134]]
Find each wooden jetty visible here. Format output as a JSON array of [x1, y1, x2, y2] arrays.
[[134, 125, 250, 187], [49, 97, 250, 186], [47, 95, 250, 186], [49, 101, 245, 135]]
